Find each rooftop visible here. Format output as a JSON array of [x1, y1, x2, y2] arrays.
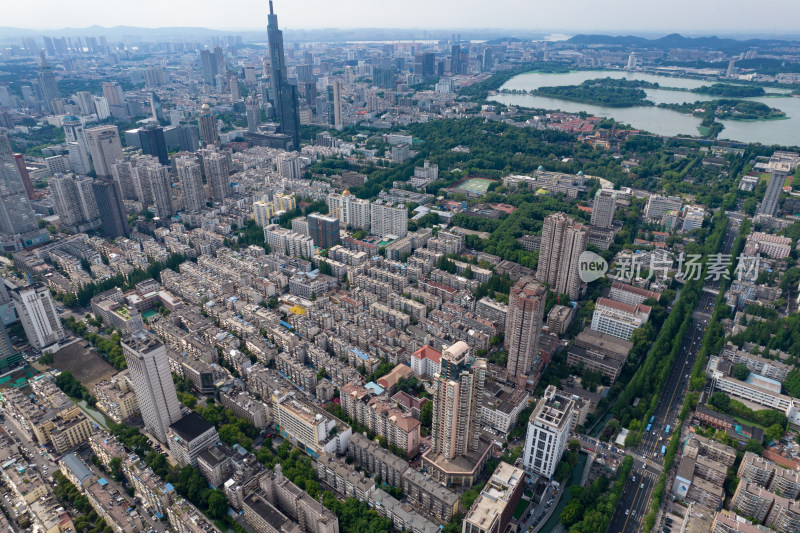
[[169, 412, 215, 442]]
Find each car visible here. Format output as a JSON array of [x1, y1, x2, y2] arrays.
[[641, 483, 644, 489], [625, 509, 629, 516], [632, 476, 636, 482]]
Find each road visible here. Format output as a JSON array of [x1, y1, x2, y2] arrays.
[[607, 217, 739, 533]]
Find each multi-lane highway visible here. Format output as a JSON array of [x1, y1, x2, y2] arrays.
[[607, 217, 740, 533]]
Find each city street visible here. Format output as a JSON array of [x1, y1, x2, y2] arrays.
[[607, 217, 739, 533]]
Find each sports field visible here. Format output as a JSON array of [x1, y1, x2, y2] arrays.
[[452, 177, 497, 195]]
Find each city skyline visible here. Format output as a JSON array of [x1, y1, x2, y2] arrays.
[[2, 0, 800, 34]]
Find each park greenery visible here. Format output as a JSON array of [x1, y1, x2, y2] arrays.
[[691, 83, 766, 97], [531, 78, 655, 107], [660, 99, 786, 120]]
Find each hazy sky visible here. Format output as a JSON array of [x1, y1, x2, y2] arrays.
[[6, 0, 800, 34]]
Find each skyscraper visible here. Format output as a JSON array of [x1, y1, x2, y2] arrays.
[[176, 156, 205, 213], [200, 49, 217, 84], [536, 212, 570, 287], [12, 285, 65, 350], [62, 115, 91, 175], [13, 154, 34, 199], [198, 104, 218, 146], [177, 123, 200, 152], [413, 51, 435, 80], [111, 159, 138, 201], [245, 96, 261, 133], [504, 278, 546, 379], [137, 159, 174, 218], [138, 123, 169, 166], [307, 212, 340, 249], [554, 223, 587, 300], [92, 178, 130, 239], [590, 189, 617, 229], [102, 81, 125, 107], [37, 52, 60, 113], [759, 169, 787, 217], [85, 125, 123, 178], [431, 342, 486, 461], [450, 45, 461, 75], [121, 331, 183, 443], [267, 0, 301, 150], [201, 150, 230, 203], [50, 174, 99, 231], [331, 81, 343, 130], [537, 213, 587, 300], [0, 133, 38, 236]]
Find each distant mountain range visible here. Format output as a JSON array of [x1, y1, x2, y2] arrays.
[[0, 25, 549, 43], [1, 26, 799, 48], [566, 33, 800, 53]]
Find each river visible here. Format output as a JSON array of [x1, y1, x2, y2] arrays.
[[490, 70, 800, 147]]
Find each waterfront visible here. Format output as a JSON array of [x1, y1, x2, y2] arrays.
[[491, 70, 800, 146]]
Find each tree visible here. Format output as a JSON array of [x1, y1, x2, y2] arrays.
[[731, 363, 750, 381], [420, 401, 433, 430], [744, 439, 764, 454], [207, 489, 229, 519], [765, 424, 785, 444], [709, 391, 731, 411]]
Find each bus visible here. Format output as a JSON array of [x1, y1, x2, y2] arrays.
[[665, 425, 671, 435], [649, 416, 655, 424], [661, 445, 666, 455], [645, 424, 651, 432]]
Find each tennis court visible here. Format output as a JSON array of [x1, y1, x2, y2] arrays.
[[451, 177, 497, 195]]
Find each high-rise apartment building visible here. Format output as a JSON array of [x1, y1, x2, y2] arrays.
[[327, 192, 370, 230], [201, 150, 230, 203], [536, 212, 570, 286], [276, 154, 302, 179], [0, 133, 38, 236], [504, 278, 546, 378], [122, 332, 183, 443], [85, 125, 123, 178], [431, 342, 486, 461], [522, 386, 574, 478], [759, 169, 787, 217], [50, 174, 99, 231], [12, 285, 65, 350], [138, 124, 169, 166], [253, 200, 275, 227], [136, 159, 174, 218], [267, 0, 301, 150], [92, 178, 130, 239], [110, 159, 138, 201], [62, 115, 91, 175], [537, 213, 587, 300], [590, 189, 617, 228], [370, 202, 408, 238], [176, 156, 205, 213], [553, 223, 587, 300], [307, 212, 340, 249]]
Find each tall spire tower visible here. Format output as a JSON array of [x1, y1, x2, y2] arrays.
[[266, 0, 301, 151]]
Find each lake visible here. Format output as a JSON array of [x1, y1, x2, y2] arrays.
[[491, 70, 800, 147]]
